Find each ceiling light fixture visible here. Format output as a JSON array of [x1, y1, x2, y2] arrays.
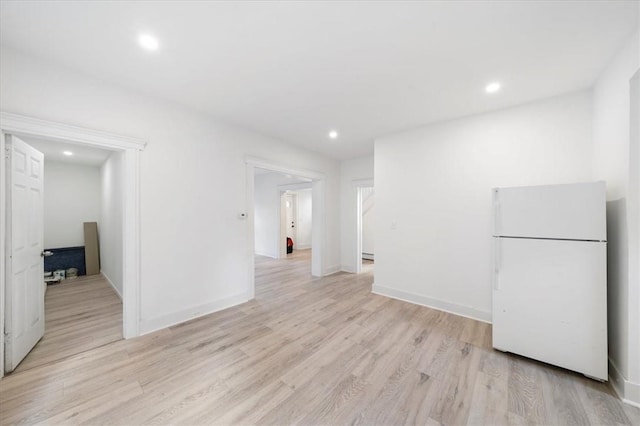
[[63, 151, 73, 156], [485, 82, 501, 94], [138, 33, 159, 51], [328, 130, 338, 139]]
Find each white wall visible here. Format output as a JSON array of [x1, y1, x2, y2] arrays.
[[340, 156, 374, 272], [0, 47, 342, 334], [630, 71, 640, 405], [100, 151, 123, 298], [294, 189, 312, 249], [43, 160, 101, 248], [374, 91, 593, 322], [592, 30, 640, 405], [254, 173, 281, 258]]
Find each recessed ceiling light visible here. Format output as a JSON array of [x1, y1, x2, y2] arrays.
[[328, 130, 338, 139], [138, 34, 159, 51], [485, 82, 501, 94], [63, 151, 73, 156]]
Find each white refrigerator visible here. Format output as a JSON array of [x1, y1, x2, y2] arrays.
[[492, 181, 608, 380]]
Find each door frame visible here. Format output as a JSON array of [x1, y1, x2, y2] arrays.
[[245, 156, 325, 299], [354, 179, 374, 274], [278, 182, 313, 257], [0, 112, 146, 377]]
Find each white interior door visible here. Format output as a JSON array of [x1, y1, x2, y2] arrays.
[[4, 134, 45, 372], [285, 193, 296, 248]]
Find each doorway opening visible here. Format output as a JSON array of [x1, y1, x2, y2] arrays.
[[252, 168, 313, 259], [11, 137, 122, 373], [280, 186, 313, 258], [355, 181, 375, 274], [284, 192, 297, 256], [253, 168, 313, 275], [245, 157, 326, 300], [359, 185, 375, 274], [0, 112, 145, 377]]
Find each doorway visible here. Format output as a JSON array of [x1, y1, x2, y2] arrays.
[[281, 188, 312, 257], [355, 180, 375, 274], [9, 136, 123, 373], [245, 157, 326, 299], [0, 112, 145, 377], [285, 193, 297, 252], [252, 168, 313, 266]]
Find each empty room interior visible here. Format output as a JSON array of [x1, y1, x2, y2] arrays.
[[0, 1, 639, 425]]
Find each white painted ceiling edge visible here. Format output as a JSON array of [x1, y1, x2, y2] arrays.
[[19, 136, 113, 167], [0, 1, 637, 159]]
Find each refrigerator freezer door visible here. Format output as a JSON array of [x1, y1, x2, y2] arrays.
[[493, 182, 606, 241], [492, 237, 607, 380]]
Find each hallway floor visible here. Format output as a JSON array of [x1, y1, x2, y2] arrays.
[[1, 253, 638, 425]]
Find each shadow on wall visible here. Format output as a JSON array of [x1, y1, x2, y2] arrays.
[[606, 198, 629, 372]]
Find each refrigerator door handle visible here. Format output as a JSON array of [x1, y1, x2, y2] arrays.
[[494, 238, 501, 290], [493, 189, 501, 236]]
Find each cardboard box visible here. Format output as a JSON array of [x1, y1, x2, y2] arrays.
[[84, 222, 100, 275]]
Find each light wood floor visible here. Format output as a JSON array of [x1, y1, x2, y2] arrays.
[[1, 250, 638, 425], [13, 274, 123, 373]]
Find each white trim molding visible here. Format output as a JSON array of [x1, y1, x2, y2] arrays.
[[372, 283, 492, 323], [254, 250, 278, 259], [609, 358, 640, 408], [0, 112, 146, 357], [139, 292, 250, 336], [341, 264, 356, 273], [353, 178, 374, 187], [121, 148, 142, 339], [0, 112, 146, 151], [101, 272, 123, 300], [245, 156, 325, 181], [354, 178, 374, 274], [278, 182, 313, 191], [323, 264, 342, 276], [0, 133, 6, 377]]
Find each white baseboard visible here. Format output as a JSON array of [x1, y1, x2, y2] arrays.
[[340, 264, 356, 273], [372, 284, 492, 324], [139, 292, 250, 336], [101, 271, 122, 300], [609, 358, 640, 407], [255, 251, 277, 259], [323, 264, 341, 276], [296, 243, 311, 250], [362, 253, 374, 261]]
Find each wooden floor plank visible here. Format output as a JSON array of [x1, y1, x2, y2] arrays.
[[13, 274, 122, 374], [1, 249, 638, 425]]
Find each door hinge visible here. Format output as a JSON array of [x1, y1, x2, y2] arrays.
[[4, 147, 10, 160]]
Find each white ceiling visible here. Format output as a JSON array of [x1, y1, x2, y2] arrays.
[[1, 1, 637, 160], [18, 136, 112, 167]]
